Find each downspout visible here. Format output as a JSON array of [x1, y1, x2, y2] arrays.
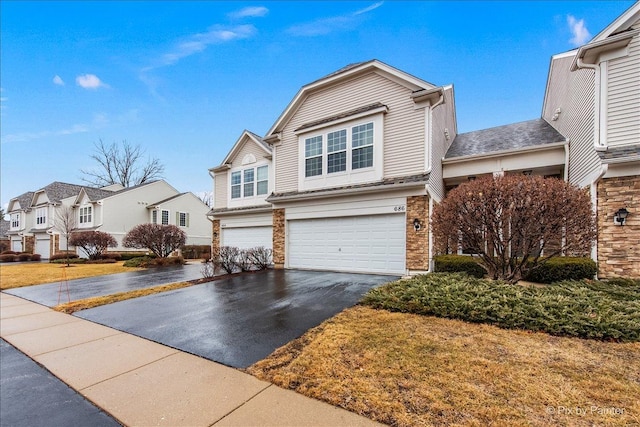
[[563, 140, 570, 181], [590, 164, 608, 278]]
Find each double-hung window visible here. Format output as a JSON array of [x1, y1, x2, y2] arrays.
[[351, 123, 374, 169], [152, 210, 158, 224], [79, 206, 92, 224], [327, 130, 347, 173], [178, 212, 189, 227], [36, 208, 47, 225], [161, 209, 169, 225], [11, 214, 20, 229], [305, 136, 323, 177], [230, 165, 269, 199]]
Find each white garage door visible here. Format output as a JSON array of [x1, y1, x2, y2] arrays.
[[288, 214, 406, 275], [35, 237, 51, 259], [11, 239, 23, 252], [221, 226, 273, 250]]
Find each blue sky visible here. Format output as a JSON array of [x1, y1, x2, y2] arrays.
[[1, 1, 634, 211]]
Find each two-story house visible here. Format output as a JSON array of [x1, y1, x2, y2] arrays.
[[210, 60, 457, 275], [7, 180, 211, 258]]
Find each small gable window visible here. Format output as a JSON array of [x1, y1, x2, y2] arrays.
[[36, 208, 47, 225], [79, 206, 92, 224], [11, 214, 20, 229], [230, 165, 269, 199]]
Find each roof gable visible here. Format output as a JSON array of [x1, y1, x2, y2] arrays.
[[591, 2, 640, 42], [214, 130, 271, 170], [264, 59, 436, 141], [8, 192, 34, 212]]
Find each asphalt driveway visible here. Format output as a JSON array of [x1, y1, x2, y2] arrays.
[[5, 263, 204, 306], [76, 269, 397, 368]]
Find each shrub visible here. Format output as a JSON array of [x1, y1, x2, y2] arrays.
[[123, 224, 186, 258], [123, 256, 154, 267], [86, 258, 117, 264], [362, 273, 640, 342], [30, 254, 42, 261], [101, 252, 122, 261], [236, 249, 254, 272], [249, 247, 273, 270], [0, 242, 9, 253], [50, 258, 87, 264], [117, 252, 154, 260], [201, 259, 219, 279], [434, 255, 486, 278], [1, 250, 19, 255], [217, 246, 240, 274], [50, 252, 80, 261], [0, 254, 17, 262], [181, 245, 211, 260], [432, 175, 596, 283], [524, 257, 597, 283], [123, 255, 183, 268], [17, 253, 32, 261], [69, 231, 117, 260]]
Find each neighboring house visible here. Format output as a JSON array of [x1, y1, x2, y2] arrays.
[[0, 218, 9, 252], [208, 4, 638, 279], [6, 180, 211, 259], [208, 130, 274, 250], [210, 60, 457, 275]]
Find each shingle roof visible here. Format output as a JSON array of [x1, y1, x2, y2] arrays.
[[12, 192, 35, 210], [598, 144, 640, 162], [148, 192, 187, 207], [82, 187, 118, 201], [37, 182, 87, 204], [445, 119, 567, 159]]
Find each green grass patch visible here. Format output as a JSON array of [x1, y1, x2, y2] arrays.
[[361, 273, 640, 342]]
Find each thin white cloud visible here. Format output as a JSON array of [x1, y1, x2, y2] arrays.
[[161, 25, 256, 67], [567, 15, 591, 46], [53, 75, 65, 86], [76, 74, 107, 90], [228, 6, 269, 19], [287, 1, 383, 37]]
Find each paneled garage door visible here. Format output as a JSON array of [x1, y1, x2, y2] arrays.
[[221, 226, 273, 250], [35, 237, 51, 259], [288, 214, 405, 275]]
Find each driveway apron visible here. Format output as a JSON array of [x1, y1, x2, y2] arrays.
[[4, 263, 203, 307], [76, 269, 396, 368]]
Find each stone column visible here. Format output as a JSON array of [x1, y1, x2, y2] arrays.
[[406, 195, 430, 271], [211, 220, 220, 258], [273, 209, 285, 269]]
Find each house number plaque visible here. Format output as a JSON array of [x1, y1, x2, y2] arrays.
[[393, 205, 406, 212]]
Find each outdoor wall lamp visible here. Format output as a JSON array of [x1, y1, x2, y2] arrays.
[[614, 208, 629, 226], [413, 218, 422, 231]]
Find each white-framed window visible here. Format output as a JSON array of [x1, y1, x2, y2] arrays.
[[36, 208, 47, 225], [230, 165, 269, 199], [161, 209, 169, 225], [152, 210, 158, 224], [10, 213, 20, 229], [79, 206, 92, 224], [177, 212, 189, 227], [303, 121, 375, 178]]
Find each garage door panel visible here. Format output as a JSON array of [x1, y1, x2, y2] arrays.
[[288, 214, 405, 274], [222, 227, 272, 250]]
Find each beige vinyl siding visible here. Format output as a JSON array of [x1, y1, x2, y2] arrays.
[[214, 172, 228, 209], [544, 55, 599, 187], [230, 139, 270, 168], [607, 31, 640, 147], [428, 87, 457, 202], [274, 72, 426, 193]]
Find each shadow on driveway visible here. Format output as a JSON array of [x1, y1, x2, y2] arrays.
[[76, 269, 397, 369]]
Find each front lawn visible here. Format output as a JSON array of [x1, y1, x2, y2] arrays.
[[248, 274, 640, 426], [0, 262, 143, 290]]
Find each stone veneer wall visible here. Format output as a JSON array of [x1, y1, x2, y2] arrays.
[[25, 236, 34, 254], [211, 220, 220, 257], [597, 175, 640, 278], [273, 209, 286, 268], [406, 195, 430, 271]]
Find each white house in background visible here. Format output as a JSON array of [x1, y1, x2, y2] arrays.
[[6, 180, 211, 258], [208, 130, 274, 250]]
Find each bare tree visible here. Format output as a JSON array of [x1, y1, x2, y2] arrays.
[[81, 139, 165, 187], [199, 192, 213, 207], [54, 205, 77, 266]]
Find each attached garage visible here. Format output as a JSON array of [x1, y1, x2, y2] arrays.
[[221, 226, 273, 250], [35, 236, 51, 259], [288, 213, 406, 275]]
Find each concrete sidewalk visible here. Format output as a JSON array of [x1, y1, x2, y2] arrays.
[[1, 292, 383, 427]]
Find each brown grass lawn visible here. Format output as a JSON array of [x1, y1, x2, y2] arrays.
[[0, 262, 143, 290], [247, 306, 640, 427]]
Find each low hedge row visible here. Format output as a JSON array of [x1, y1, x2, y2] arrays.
[[123, 256, 184, 268], [362, 273, 640, 342], [0, 253, 42, 262], [433, 255, 597, 283], [181, 245, 211, 260]]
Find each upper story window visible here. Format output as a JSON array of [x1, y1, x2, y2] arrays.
[[79, 206, 92, 224], [231, 165, 269, 199], [303, 121, 375, 178], [36, 207, 47, 225], [10, 213, 20, 229], [161, 209, 169, 225]]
